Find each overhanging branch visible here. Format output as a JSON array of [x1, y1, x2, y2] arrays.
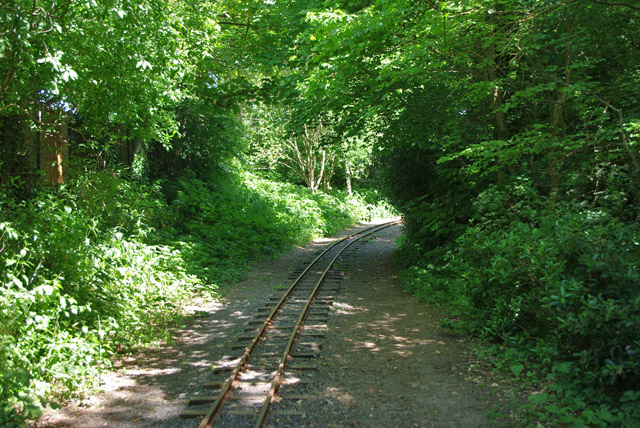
[[588, 0, 640, 11]]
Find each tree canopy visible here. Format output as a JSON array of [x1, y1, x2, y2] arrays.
[[2, 0, 639, 425]]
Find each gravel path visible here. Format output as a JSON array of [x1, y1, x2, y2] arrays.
[[36, 221, 514, 428], [294, 225, 509, 427]]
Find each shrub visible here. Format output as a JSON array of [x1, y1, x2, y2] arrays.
[[1, 221, 103, 426], [166, 173, 396, 285], [0, 167, 395, 426], [0, 176, 202, 426], [399, 183, 640, 424]]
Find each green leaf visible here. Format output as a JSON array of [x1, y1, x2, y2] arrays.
[[553, 362, 572, 374], [620, 390, 640, 402], [136, 60, 153, 71], [510, 364, 524, 377], [528, 393, 549, 405], [61, 68, 78, 82]]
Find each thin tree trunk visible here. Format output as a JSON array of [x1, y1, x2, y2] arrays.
[[345, 156, 353, 196], [314, 150, 326, 194], [549, 17, 574, 205], [482, 14, 508, 185]]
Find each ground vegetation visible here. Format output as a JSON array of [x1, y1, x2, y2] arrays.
[[2, 0, 639, 426], [268, 0, 640, 425]]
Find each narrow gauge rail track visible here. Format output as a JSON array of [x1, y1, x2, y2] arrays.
[[180, 220, 400, 428]]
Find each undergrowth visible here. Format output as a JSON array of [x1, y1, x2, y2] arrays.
[[0, 168, 394, 426], [398, 183, 640, 427]]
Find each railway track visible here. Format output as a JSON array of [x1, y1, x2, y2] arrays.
[[180, 220, 401, 428]]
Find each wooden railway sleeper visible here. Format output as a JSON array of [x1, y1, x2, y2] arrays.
[[187, 221, 400, 428]]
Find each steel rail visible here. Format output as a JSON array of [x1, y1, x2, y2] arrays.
[[196, 219, 401, 428], [254, 220, 400, 428], [196, 223, 373, 428]]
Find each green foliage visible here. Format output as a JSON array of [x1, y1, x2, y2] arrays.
[[399, 183, 640, 424], [242, 103, 290, 179], [1, 221, 102, 425], [0, 0, 272, 180], [149, 100, 245, 182], [0, 166, 393, 426], [1, 0, 190, 141], [164, 172, 395, 285], [0, 174, 201, 426]]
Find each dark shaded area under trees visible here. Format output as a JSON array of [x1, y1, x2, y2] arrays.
[[1, 0, 639, 426]]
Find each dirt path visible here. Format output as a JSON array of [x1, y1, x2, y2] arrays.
[[36, 222, 513, 428], [303, 225, 508, 427]]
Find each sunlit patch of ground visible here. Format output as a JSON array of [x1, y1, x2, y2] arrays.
[[315, 237, 340, 244], [305, 224, 516, 427], [330, 301, 364, 315]]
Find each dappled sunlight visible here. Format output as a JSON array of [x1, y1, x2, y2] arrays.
[[345, 339, 381, 352], [188, 358, 215, 368], [323, 386, 355, 405], [46, 369, 190, 426], [239, 368, 277, 382], [172, 319, 238, 346], [123, 367, 181, 377], [343, 330, 443, 357], [42, 282, 269, 425], [282, 375, 307, 386], [331, 301, 366, 315], [315, 237, 340, 244], [231, 310, 251, 320], [183, 301, 224, 314], [334, 308, 453, 359], [217, 356, 242, 368]]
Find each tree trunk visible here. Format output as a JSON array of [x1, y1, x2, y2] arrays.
[[120, 131, 145, 167], [345, 156, 353, 196], [284, 121, 333, 193], [549, 17, 574, 205], [321, 150, 336, 192], [314, 150, 326, 194], [548, 95, 566, 204], [39, 110, 68, 186], [481, 11, 508, 185]]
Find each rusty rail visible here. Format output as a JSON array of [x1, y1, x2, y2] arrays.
[[185, 220, 401, 428]]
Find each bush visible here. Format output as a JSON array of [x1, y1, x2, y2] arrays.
[[165, 172, 396, 285], [0, 176, 203, 426], [399, 183, 640, 425], [1, 220, 104, 426]]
